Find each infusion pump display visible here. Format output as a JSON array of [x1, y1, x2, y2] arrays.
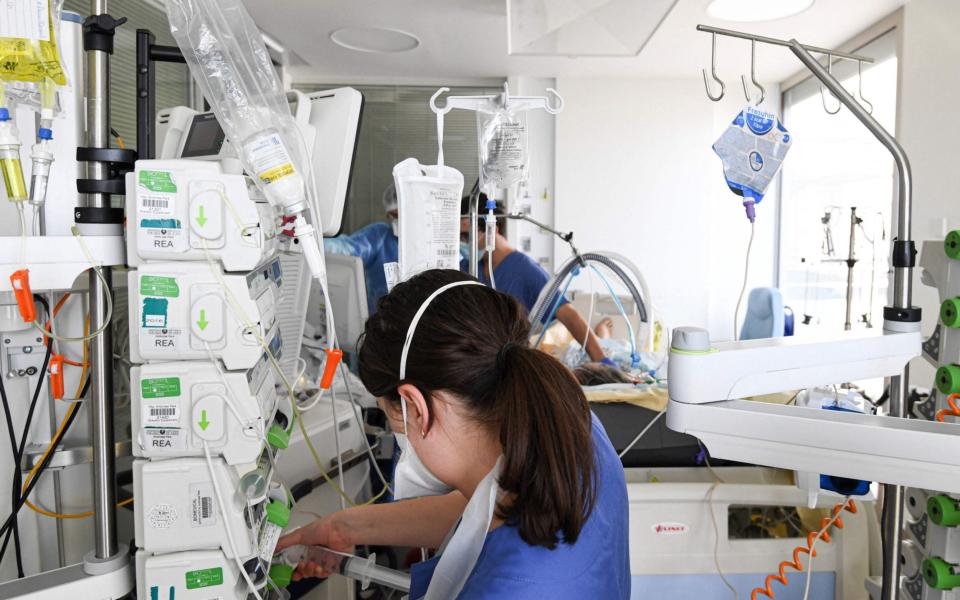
[[179, 112, 227, 159]]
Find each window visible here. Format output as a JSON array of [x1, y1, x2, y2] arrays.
[[778, 29, 898, 333], [63, 0, 192, 151], [292, 83, 501, 234]]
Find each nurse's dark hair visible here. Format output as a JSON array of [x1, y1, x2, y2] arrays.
[[358, 269, 597, 549]]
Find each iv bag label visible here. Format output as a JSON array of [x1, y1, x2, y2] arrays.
[[190, 483, 216, 528], [383, 262, 400, 292], [258, 522, 283, 562], [0, 0, 50, 42], [139, 170, 178, 194], [141, 377, 181, 399], [140, 276, 180, 298], [243, 133, 296, 185], [143, 427, 184, 450], [185, 566, 224, 590], [147, 503, 179, 529]]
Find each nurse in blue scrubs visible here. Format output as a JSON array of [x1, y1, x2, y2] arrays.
[[323, 184, 399, 315], [277, 269, 630, 599]]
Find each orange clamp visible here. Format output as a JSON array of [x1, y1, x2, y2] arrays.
[[10, 270, 36, 323], [49, 354, 64, 400], [320, 348, 344, 390]]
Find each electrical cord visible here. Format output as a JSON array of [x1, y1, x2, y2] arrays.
[[0, 371, 23, 577], [617, 411, 664, 459], [734, 221, 756, 341]]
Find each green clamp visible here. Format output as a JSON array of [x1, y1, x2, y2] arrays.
[[265, 500, 291, 528], [943, 298, 960, 329], [928, 495, 960, 527], [269, 563, 294, 589], [923, 557, 960, 590], [267, 423, 290, 449], [946, 230, 960, 260], [936, 365, 960, 396]]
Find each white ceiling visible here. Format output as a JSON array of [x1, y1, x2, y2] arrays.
[[243, 0, 908, 85]]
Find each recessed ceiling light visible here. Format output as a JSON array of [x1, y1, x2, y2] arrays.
[[707, 0, 815, 23], [330, 27, 420, 54]]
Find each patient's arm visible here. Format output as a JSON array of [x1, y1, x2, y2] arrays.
[[557, 304, 606, 362]]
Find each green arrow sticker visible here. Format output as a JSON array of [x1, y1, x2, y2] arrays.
[[199, 409, 210, 431], [196, 204, 207, 227], [197, 309, 209, 331]]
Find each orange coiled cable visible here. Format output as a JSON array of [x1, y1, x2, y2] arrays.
[[936, 393, 960, 423], [750, 499, 858, 600]]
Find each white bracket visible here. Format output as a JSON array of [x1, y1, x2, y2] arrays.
[[667, 325, 960, 493], [429, 82, 564, 116], [0, 235, 125, 293]]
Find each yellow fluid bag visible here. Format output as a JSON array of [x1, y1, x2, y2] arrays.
[[0, 0, 67, 86]]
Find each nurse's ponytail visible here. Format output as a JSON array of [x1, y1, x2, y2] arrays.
[[358, 269, 598, 549], [494, 342, 597, 548]]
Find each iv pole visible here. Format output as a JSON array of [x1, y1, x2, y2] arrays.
[[695, 25, 916, 600]]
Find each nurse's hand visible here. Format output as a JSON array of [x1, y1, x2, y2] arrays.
[[276, 513, 355, 581]]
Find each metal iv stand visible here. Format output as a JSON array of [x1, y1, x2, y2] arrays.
[[697, 24, 918, 600]]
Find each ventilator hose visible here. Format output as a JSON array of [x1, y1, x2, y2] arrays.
[[936, 393, 960, 422], [529, 252, 649, 329], [750, 499, 858, 600]]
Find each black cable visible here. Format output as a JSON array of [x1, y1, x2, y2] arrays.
[[0, 374, 86, 564], [0, 376, 23, 577]]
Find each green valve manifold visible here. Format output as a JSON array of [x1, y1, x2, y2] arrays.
[[923, 557, 960, 590], [928, 495, 960, 527], [266, 500, 291, 528], [946, 230, 960, 260], [269, 563, 294, 588], [936, 364, 960, 396], [943, 298, 960, 329]]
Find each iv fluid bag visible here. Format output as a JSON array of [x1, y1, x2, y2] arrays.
[[166, 0, 307, 213], [712, 106, 792, 203], [0, 0, 67, 86]]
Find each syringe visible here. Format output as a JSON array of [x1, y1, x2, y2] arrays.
[[278, 545, 411, 593]]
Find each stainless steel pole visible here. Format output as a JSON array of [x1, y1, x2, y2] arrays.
[[469, 193, 479, 277], [844, 207, 857, 331], [789, 40, 913, 600], [87, 0, 117, 561]]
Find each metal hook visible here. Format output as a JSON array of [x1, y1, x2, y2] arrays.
[[702, 32, 725, 101], [819, 57, 841, 115], [857, 60, 874, 115], [429, 87, 453, 115], [740, 39, 766, 105]]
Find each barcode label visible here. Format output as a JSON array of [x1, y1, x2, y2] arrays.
[[190, 483, 216, 527], [437, 248, 457, 256], [139, 193, 174, 218], [142, 198, 169, 208], [143, 403, 179, 425]]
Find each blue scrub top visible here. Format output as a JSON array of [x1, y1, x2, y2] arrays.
[[324, 222, 398, 315], [462, 251, 567, 316], [408, 413, 630, 599]]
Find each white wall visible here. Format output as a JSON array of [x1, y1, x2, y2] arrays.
[[555, 77, 781, 341], [897, 0, 960, 389]]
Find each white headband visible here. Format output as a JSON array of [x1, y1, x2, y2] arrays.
[[398, 280, 484, 381]]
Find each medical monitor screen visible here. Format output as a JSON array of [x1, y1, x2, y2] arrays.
[[180, 113, 226, 158]]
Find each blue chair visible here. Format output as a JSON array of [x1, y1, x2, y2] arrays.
[[740, 287, 792, 340]]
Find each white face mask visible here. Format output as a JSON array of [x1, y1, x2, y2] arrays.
[[390, 217, 399, 237], [392, 399, 453, 499]]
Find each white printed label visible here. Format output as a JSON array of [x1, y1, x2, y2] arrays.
[[651, 522, 689, 536], [0, 0, 50, 42], [147, 503, 179, 529], [258, 522, 283, 562], [141, 328, 183, 354], [144, 428, 184, 451], [145, 404, 180, 426], [243, 133, 295, 184], [139, 194, 175, 218], [383, 262, 400, 292], [190, 483, 216, 528]]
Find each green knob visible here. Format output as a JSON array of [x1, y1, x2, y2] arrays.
[[936, 365, 960, 396], [266, 500, 291, 527], [928, 495, 960, 527], [943, 299, 960, 328], [946, 230, 960, 260], [267, 423, 290, 449], [923, 557, 960, 590], [269, 563, 294, 588]]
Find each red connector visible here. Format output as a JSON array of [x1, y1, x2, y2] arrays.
[[49, 354, 64, 400], [10, 270, 35, 323], [320, 348, 343, 390]]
